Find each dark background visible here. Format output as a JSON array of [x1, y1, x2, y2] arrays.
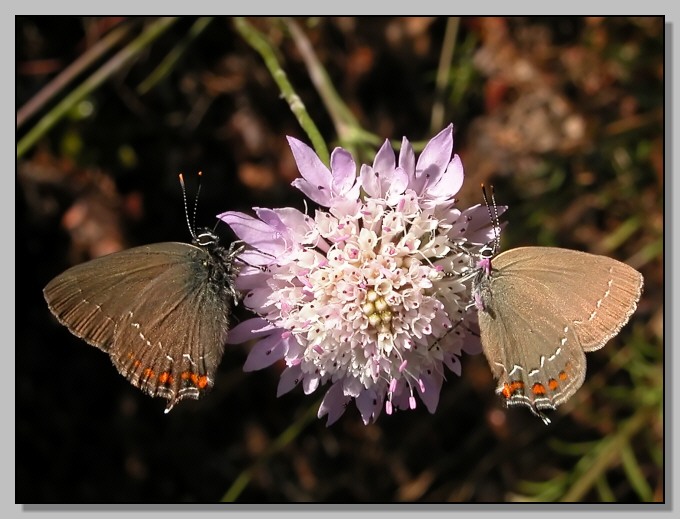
[[16, 17, 663, 503]]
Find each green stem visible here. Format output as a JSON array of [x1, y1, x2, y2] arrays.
[[137, 17, 214, 95], [233, 17, 330, 166], [17, 20, 133, 129], [17, 17, 178, 159], [560, 406, 654, 502], [430, 17, 459, 133], [220, 398, 322, 502], [282, 18, 381, 158]]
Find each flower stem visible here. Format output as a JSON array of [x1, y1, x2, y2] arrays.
[[233, 17, 330, 166], [430, 17, 460, 133], [282, 18, 382, 159]]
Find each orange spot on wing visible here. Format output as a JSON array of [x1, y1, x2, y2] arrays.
[[501, 381, 524, 399], [548, 379, 559, 391], [531, 383, 546, 395], [158, 372, 173, 385], [180, 371, 205, 388]]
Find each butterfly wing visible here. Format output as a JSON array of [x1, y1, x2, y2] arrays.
[[43, 242, 232, 411], [111, 246, 232, 411], [476, 263, 588, 415], [476, 246, 643, 417], [494, 247, 643, 351], [44, 243, 191, 351]]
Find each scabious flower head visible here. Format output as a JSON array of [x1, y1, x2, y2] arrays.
[[220, 124, 498, 425]]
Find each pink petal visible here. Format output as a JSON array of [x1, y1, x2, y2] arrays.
[[277, 365, 302, 396], [356, 389, 384, 425], [291, 178, 331, 207], [253, 207, 286, 232], [242, 287, 272, 312], [443, 354, 462, 376], [254, 206, 313, 248], [243, 334, 287, 371], [271, 207, 313, 235], [330, 147, 357, 196], [416, 369, 443, 413], [218, 211, 286, 257], [453, 204, 507, 243], [416, 124, 453, 177], [317, 382, 351, 426], [462, 326, 483, 356], [385, 166, 409, 201], [287, 136, 333, 206], [428, 154, 464, 199], [398, 137, 415, 175], [302, 374, 320, 394], [235, 269, 271, 291], [359, 164, 381, 198], [226, 318, 276, 344], [372, 139, 396, 175]]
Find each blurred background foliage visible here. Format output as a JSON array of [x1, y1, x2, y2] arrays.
[[16, 16, 663, 503]]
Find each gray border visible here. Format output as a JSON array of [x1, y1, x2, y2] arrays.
[[10, 6, 676, 517], [664, 19, 673, 514]]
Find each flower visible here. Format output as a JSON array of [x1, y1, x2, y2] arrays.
[[220, 124, 498, 425]]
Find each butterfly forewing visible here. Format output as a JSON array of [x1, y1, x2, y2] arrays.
[[44, 244, 192, 352], [493, 247, 643, 352]]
